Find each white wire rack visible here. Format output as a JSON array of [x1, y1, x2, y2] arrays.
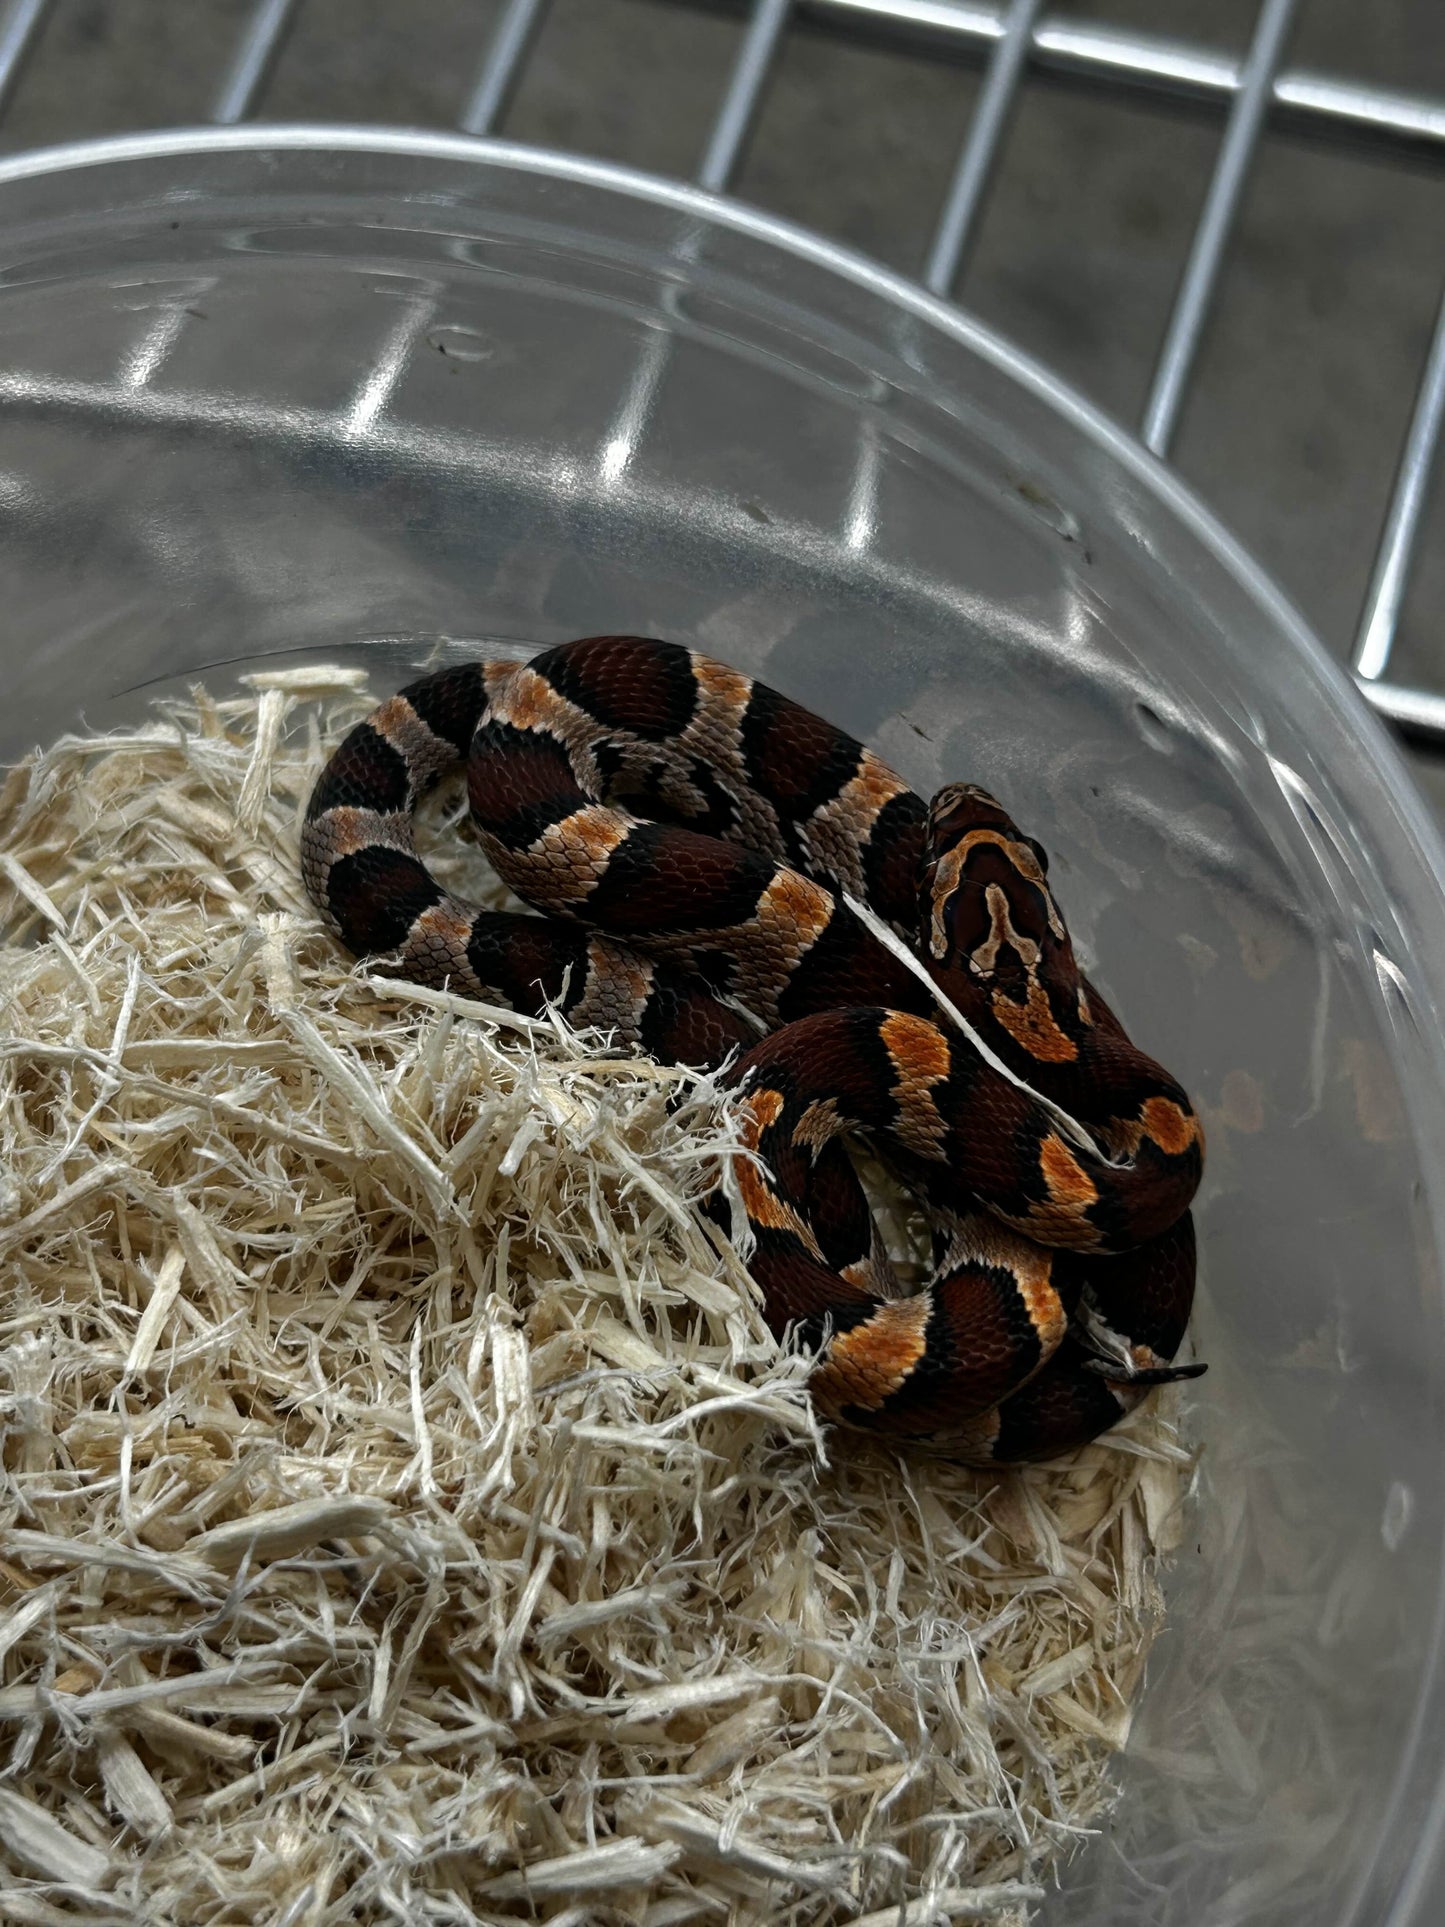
[[0, 0, 1442, 739]]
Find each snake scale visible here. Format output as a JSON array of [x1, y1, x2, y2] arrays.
[[302, 635, 1205, 1463]]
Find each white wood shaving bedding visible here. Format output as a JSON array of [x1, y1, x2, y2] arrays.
[[0, 670, 1195, 1926]]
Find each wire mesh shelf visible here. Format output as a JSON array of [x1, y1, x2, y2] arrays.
[[0, 0, 1441, 740]]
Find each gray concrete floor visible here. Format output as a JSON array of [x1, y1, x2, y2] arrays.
[[4, 0, 1444, 804]]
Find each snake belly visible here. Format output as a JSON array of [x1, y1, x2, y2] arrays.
[[301, 634, 1205, 1463]]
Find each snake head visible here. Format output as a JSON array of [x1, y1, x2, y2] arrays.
[[920, 782, 1067, 980]]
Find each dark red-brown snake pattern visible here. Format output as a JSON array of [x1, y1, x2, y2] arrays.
[[302, 636, 1205, 1462]]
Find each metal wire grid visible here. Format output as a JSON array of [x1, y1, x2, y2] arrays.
[[0, 0, 1441, 740]]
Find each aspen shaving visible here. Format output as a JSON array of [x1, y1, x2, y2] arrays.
[[0, 672, 1194, 1923]]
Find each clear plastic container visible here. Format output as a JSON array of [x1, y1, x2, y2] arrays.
[[1, 128, 1443, 1926]]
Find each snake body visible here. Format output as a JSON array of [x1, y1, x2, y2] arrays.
[[302, 635, 1205, 1462]]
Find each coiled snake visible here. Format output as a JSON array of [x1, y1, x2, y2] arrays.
[[302, 635, 1205, 1463]]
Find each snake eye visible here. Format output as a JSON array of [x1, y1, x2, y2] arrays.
[[1023, 835, 1050, 876]]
